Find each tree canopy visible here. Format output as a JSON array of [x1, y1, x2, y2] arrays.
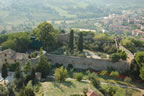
[[33, 22, 58, 50], [1, 63, 8, 84], [135, 52, 144, 68], [1, 32, 31, 52], [35, 55, 51, 78]]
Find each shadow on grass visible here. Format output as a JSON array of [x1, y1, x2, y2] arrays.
[[62, 81, 75, 88], [52, 81, 75, 89]]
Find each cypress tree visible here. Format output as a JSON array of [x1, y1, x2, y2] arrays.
[[2, 63, 8, 85], [78, 32, 83, 52], [68, 30, 74, 51]]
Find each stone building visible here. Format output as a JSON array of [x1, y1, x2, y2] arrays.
[[0, 49, 29, 70]]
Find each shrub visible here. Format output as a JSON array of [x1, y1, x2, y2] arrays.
[[83, 88, 88, 96], [68, 64, 73, 69], [110, 71, 119, 78], [30, 51, 37, 58], [100, 71, 108, 76], [110, 53, 120, 62], [124, 77, 132, 83], [35, 55, 51, 78], [19, 81, 35, 96], [55, 63, 63, 68], [107, 67, 115, 72], [118, 50, 127, 60], [0, 86, 8, 96], [54, 66, 68, 81], [8, 62, 19, 72], [73, 73, 83, 81], [91, 76, 101, 89], [88, 72, 97, 81]]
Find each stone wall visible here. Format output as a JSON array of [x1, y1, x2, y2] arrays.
[[47, 54, 130, 72], [119, 46, 134, 64], [115, 38, 134, 64]]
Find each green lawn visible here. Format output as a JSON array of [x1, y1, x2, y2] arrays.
[[40, 80, 102, 96]]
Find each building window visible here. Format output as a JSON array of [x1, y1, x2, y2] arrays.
[[5, 54, 7, 57]]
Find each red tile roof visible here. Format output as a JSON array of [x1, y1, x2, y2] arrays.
[[87, 91, 99, 96]]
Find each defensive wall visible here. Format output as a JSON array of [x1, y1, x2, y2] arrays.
[[46, 54, 130, 72]]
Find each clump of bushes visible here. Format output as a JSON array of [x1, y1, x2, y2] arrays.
[[30, 51, 37, 58], [0, 86, 8, 96], [73, 73, 83, 81], [91, 76, 101, 89], [54, 66, 68, 81], [87, 71, 97, 81], [100, 70, 108, 76], [19, 81, 35, 96], [118, 50, 127, 60], [124, 77, 132, 83], [8, 62, 19, 72], [68, 64, 73, 70], [110, 71, 119, 78], [107, 67, 115, 72], [110, 53, 120, 62], [83, 88, 88, 96]]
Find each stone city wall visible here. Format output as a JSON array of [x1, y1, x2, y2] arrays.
[[47, 54, 130, 72]]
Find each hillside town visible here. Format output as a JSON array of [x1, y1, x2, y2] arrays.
[[101, 10, 144, 36]]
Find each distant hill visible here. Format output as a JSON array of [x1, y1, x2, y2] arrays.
[[0, 0, 144, 25]]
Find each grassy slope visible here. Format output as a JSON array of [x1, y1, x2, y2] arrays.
[[40, 80, 103, 96]]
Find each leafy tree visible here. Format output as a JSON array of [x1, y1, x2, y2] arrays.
[[14, 64, 21, 79], [0, 34, 8, 44], [68, 30, 74, 51], [19, 81, 35, 96], [15, 35, 31, 52], [88, 72, 97, 81], [1, 63, 8, 85], [91, 76, 101, 89], [135, 52, 144, 68], [33, 22, 57, 50], [1, 39, 16, 50], [139, 66, 144, 80], [30, 51, 37, 58], [23, 61, 32, 73], [14, 76, 25, 89], [110, 71, 119, 78], [35, 55, 51, 78], [73, 73, 83, 81], [95, 33, 114, 42], [54, 66, 68, 81], [8, 62, 19, 72], [110, 53, 120, 62], [100, 71, 108, 76], [124, 77, 132, 83], [78, 32, 83, 52], [7, 84, 15, 96], [1, 32, 31, 52], [121, 39, 136, 53], [0, 86, 8, 96], [118, 50, 127, 60]]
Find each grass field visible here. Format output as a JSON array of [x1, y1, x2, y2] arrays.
[[41, 80, 102, 96]]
